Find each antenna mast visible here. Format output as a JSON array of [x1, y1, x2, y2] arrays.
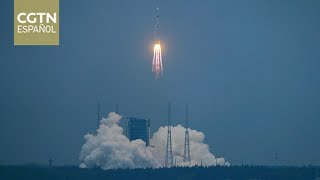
[[183, 104, 191, 165], [165, 101, 173, 167], [97, 101, 100, 129]]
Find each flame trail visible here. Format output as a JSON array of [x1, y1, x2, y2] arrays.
[[152, 43, 163, 79]]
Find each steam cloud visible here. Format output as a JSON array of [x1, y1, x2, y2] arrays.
[[79, 112, 230, 169]]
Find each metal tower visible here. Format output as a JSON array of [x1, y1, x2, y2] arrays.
[[183, 104, 191, 165], [48, 158, 53, 167], [97, 101, 101, 129], [165, 101, 173, 167]]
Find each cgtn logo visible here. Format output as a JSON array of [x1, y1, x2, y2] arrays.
[[14, 0, 59, 45], [16, 12, 57, 33]]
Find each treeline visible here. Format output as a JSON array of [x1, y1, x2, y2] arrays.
[[0, 165, 319, 180]]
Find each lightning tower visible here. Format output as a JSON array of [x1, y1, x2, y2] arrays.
[[183, 104, 191, 165], [165, 101, 173, 167], [97, 101, 100, 129]]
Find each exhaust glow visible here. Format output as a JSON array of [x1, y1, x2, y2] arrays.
[[152, 43, 163, 79]]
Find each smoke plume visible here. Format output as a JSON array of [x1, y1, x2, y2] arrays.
[[79, 112, 230, 169]]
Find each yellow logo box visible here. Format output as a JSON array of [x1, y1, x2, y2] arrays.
[[14, 0, 59, 45]]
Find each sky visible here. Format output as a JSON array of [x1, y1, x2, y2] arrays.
[[0, 0, 320, 166]]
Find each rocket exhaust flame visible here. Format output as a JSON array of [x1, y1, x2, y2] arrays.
[[152, 43, 163, 79]]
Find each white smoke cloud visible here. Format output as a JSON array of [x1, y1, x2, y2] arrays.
[[79, 112, 230, 169]]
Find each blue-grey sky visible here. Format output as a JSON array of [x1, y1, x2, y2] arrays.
[[0, 0, 320, 166]]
